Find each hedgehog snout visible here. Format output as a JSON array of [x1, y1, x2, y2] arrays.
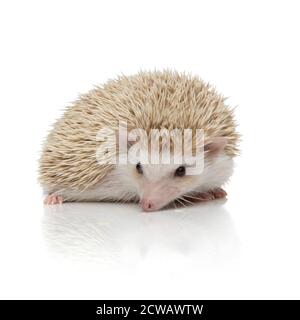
[[139, 183, 179, 212], [140, 199, 155, 212]]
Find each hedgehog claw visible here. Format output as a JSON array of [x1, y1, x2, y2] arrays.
[[203, 188, 227, 200], [209, 187, 227, 199], [44, 194, 63, 205]]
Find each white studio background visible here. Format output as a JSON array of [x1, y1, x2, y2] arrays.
[[0, 0, 299, 299]]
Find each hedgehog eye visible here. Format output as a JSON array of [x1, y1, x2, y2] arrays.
[[136, 162, 143, 174], [174, 166, 186, 177]]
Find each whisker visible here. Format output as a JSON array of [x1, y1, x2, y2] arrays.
[[180, 196, 194, 205], [176, 198, 186, 207]]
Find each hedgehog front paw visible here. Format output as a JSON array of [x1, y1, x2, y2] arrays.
[[44, 194, 63, 205], [208, 187, 227, 199], [184, 188, 227, 203], [199, 188, 227, 200]]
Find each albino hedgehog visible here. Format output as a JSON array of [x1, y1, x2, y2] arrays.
[[39, 71, 239, 212]]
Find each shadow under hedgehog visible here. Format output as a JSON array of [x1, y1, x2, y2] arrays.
[[39, 70, 240, 212]]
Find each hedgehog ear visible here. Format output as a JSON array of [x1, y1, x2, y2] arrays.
[[204, 137, 227, 157]]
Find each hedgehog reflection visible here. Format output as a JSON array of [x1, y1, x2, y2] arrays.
[[42, 201, 239, 266]]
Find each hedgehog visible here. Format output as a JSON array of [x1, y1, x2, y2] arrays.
[[39, 70, 239, 212]]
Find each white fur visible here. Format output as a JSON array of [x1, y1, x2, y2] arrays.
[[49, 166, 139, 202], [46, 153, 233, 209], [190, 154, 234, 193]]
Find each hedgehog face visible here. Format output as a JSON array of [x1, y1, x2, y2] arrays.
[[129, 147, 205, 212], [134, 162, 195, 212], [128, 137, 231, 212]]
